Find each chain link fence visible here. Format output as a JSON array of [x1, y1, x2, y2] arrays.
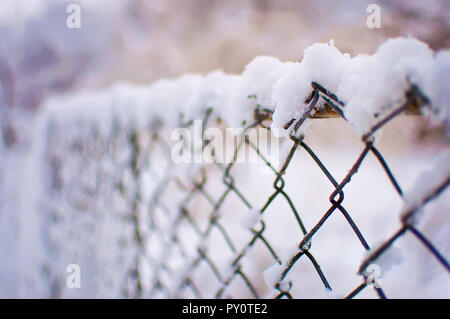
[[12, 79, 448, 298], [107, 82, 448, 299]]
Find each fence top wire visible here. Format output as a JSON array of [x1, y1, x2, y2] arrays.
[[39, 37, 448, 143]]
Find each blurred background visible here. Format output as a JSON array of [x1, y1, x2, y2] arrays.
[[0, 0, 449, 105], [0, 0, 449, 298], [1, 0, 449, 149]]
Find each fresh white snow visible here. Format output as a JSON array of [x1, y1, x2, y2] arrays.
[[40, 37, 449, 139], [401, 149, 450, 223]]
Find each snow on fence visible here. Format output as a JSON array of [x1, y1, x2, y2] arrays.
[[1, 37, 449, 298]]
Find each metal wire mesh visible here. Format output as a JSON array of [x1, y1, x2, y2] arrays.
[[35, 81, 447, 298], [110, 81, 449, 299]]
